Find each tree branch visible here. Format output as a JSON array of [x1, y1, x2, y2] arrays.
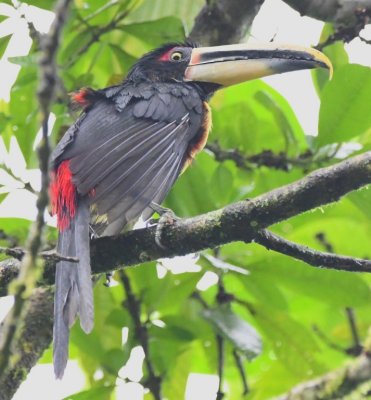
[[87, 151, 371, 276], [0, 151, 370, 296], [0, 288, 54, 400], [189, 0, 264, 46], [282, 0, 371, 27]]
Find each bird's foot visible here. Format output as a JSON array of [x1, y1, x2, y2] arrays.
[[104, 272, 113, 287], [89, 225, 100, 239], [149, 202, 179, 249]]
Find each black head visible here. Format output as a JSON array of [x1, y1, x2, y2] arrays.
[[127, 42, 197, 83]]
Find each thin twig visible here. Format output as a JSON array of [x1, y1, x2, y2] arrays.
[[233, 350, 249, 396], [64, 10, 130, 69], [315, 232, 334, 253], [312, 324, 348, 353], [119, 271, 162, 400], [0, 164, 37, 195], [254, 230, 371, 273], [0, 0, 72, 378], [345, 308, 363, 356], [216, 334, 225, 400], [216, 278, 226, 400], [191, 291, 209, 309], [0, 247, 78, 263], [359, 35, 371, 45], [206, 142, 329, 172]]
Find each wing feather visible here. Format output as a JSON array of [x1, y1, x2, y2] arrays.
[[56, 86, 203, 236], [93, 116, 189, 211]]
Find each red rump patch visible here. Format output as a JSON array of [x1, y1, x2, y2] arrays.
[[50, 160, 77, 231], [70, 88, 94, 108]]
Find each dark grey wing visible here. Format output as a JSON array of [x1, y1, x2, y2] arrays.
[[58, 95, 201, 236]]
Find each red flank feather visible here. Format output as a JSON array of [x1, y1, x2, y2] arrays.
[[50, 160, 77, 231]]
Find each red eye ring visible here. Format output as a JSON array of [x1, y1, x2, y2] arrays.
[[159, 48, 183, 62]]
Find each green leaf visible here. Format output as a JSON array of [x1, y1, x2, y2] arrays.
[[63, 386, 114, 400], [0, 112, 10, 131], [312, 23, 348, 95], [0, 192, 8, 203], [250, 253, 371, 308], [70, 283, 124, 377], [141, 270, 201, 315], [120, 17, 185, 47], [348, 187, 371, 219], [8, 54, 39, 67], [60, 30, 93, 64], [101, 348, 128, 375], [109, 44, 137, 75], [236, 273, 288, 311], [254, 90, 300, 153], [77, 0, 128, 26], [0, 218, 31, 243], [163, 346, 193, 400], [23, 0, 56, 9], [9, 65, 39, 166], [165, 151, 218, 216], [202, 307, 262, 359], [317, 64, 371, 146], [0, 34, 12, 59], [253, 304, 324, 377], [127, 0, 203, 29], [211, 80, 306, 155], [151, 316, 196, 342], [209, 164, 234, 206], [105, 308, 131, 328]]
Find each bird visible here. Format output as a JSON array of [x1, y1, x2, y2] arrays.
[[50, 41, 332, 378]]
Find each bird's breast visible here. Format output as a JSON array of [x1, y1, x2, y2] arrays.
[[182, 101, 212, 173]]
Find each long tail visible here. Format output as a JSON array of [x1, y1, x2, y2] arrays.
[[53, 197, 94, 379]]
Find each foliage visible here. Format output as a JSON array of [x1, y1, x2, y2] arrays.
[[0, 1, 370, 399]]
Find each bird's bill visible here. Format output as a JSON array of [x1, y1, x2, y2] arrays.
[[184, 43, 332, 86]]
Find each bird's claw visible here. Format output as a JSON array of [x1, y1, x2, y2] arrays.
[[104, 272, 113, 287], [149, 202, 179, 249]]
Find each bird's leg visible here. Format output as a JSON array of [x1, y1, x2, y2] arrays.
[[149, 202, 179, 249]]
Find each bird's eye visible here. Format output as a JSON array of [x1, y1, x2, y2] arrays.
[[171, 51, 183, 62]]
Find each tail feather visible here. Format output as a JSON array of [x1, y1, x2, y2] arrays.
[[53, 197, 93, 379], [53, 224, 77, 379], [75, 198, 94, 333]]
